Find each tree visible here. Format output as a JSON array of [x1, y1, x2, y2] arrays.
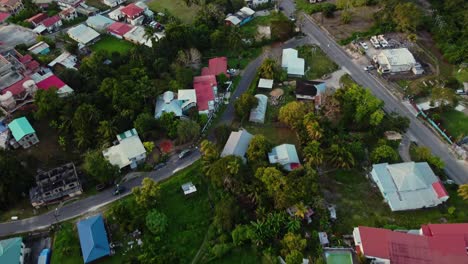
[[158, 112, 179, 139], [247, 135, 271, 168], [213, 195, 241, 232], [393, 2, 423, 32], [234, 93, 258, 121], [0, 150, 33, 210], [200, 140, 219, 173], [134, 112, 158, 136], [281, 232, 306, 256], [72, 104, 101, 149], [258, 59, 278, 79], [327, 144, 355, 169], [255, 167, 287, 196], [285, 250, 303, 264], [412, 146, 445, 171], [458, 184, 468, 200], [97, 120, 117, 143], [132, 177, 161, 209], [303, 140, 323, 168], [303, 113, 323, 140], [370, 144, 399, 163], [271, 20, 295, 42], [232, 225, 254, 246], [83, 150, 120, 184], [34, 88, 62, 120], [279, 102, 308, 131], [143, 141, 155, 153], [431, 87, 457, 109], [177, 119, 200, 143], [322, 3, 337, 18], [146, 210, 169, 235], [340, 10, 352, 24]]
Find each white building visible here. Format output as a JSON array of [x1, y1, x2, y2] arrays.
[[374, 48, 424, 75], [48, 51, 77, 69], [282, 48, 305, 77], [102, 128, 146, 169], [108, 6, 124, 20], [258, 78, 273, 89], [59, 7, 78, 21], [268, 144, 301, 171], [370, 162, 449, 211], [68, 24, 100, 46], [249, 94, 267, 123], [221, 129, 253, 162], [177, 89, 197, 111], [86, 14, 115, 32], [103, 0, 125, 7]]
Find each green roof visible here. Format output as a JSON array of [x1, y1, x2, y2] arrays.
[[0, 237, 22, 264], [325, 251, 353, 264], [8, 117, 35, 141]]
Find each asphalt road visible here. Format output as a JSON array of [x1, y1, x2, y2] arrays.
[[0, 151, 201, 237], [281, 0, 468, 183]]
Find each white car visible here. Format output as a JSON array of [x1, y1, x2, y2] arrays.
[[359, 42, 369, 50]]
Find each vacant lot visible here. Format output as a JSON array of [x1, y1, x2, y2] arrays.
[[91, 35, 134, 54], [298, 45, 339, 80], [148, 0, 199, 24], [322, 170, 468, 235], [440, 109, 468, 139]]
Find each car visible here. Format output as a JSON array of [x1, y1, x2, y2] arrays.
[[456, 89, 466, 95], [363, 65, 375, 71], [359, 42, 369, 50], [178, 149, 192, 159], [289, 16, 296, 22], [153, 162, 166, 170], [96, 183, 107, 192], [113, 185, 126, 196]]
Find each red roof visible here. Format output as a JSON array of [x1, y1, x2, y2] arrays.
[[290, 163, 301, 170], [107, 22, 133, 36], [193, 75, 217, 111], [356, 225, 468, 264], [0, 12, 10, 23], [41, 15, 61, 27], [120, 3, 144, 18], [1, 77, 30, 96], [201, 57, 228, 77], [24, 60, 40, 72], [432, 181, 449, 198], [19, 54, 33, 63], [27, 13, 47, 24], [36, 75, 66, 90]]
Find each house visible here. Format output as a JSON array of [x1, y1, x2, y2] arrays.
[[102, 128, 146, 169], [249, 94, 267, 123], [48, 51, 77, 69], [77, 215, 111, 263], [282, 48, 305, 77], [225, 6, 255, 26], [154, 91, 184, 118], [353, 224, 468, 264], [193, 75, 217, 114], [134, 1, 153, 17], [35, 73, 74, 97], [28, 41, 50, 55], [26, 12, 48, 26], [86, 14, 114, 32], [245, 0, 269, 8], [295, 80, 326, 107], [181, 182, 197, 195], [177, 89, 197, 111], [0, 237, 30, 264], [40, 15, 62, 32], [258, 78, 273, 89], [107, 21, 133, 39], [8, 117, 39, 149], [374, 48, 423, 75], [123, 25, 158, 47], [0, 50, 40, 96], [370, 161, 449, 211], [120, 3, 144, 25], [59, 7, 77, 21], [75, 3, 98, 16], [68, 24, 100, 46], [220, 129, 253, 162], [29, 162, 82, 208], [103, 0, 125, 7], [268, 144, 300, 171], [32, 0, 53, 8], [201, 57, 228, 77], [108, 6, 124, 20], [56, 0, 83, 9], [0, 0, 23, 14], [0, 11, 9, 23]]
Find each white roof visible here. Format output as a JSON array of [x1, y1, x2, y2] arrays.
[[376, 48, 416, 67], [249, 94, 268, 123], [28, 41, 49, 54], [371, 162, 449, 211], [240, 7, 255, 16], [268, 144, 300, 171], [48, 51, 77, 69], [181, 182, 197, 195], [86, 14, 115, 31], [221, 129, 253, 160], [225, 15, 241, 25], [102, 128, 146, 169], [108, 6, 124, 18], [68, 24, 100, 45], [282, 48, 304, 76], [33, 25, 47, 34], [258, 78, 273, 89], [123, 26, 146, 44], [56, 85, 74, 97], [178, 89, 197, 109]]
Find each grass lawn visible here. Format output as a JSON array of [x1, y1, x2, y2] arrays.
[[85, 0, 108, 10], [209, 247, 260, 264], [440, 109, 468, 139], [323, 170, 468, 235], [148, 0, 199, 24], [91, 35, 134, 54], [298, 45, 339, 80]]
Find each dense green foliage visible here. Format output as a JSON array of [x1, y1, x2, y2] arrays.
[[0, 151, 33, 210]]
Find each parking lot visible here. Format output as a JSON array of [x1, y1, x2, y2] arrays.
[[0, 25, 38, 52]]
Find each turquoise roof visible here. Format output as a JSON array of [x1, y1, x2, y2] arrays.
[[0, 237, 22, 264], [8, 117, 35, 141]]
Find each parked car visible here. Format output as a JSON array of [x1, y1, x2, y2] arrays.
[[178, 149, 192, 159], [96, 183, 107, 192], [456, 89, 466, 95], [359, 42, 369, 50], [153, 162, 166, 170], [289, 16, 296, 22], [363, 65, 375, 71], [113, 185, 126, 196]]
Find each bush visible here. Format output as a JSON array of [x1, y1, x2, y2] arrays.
[[210, 243, 233, 259]]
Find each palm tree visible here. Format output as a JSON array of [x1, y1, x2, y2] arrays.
[[303, 113, 323, 140], [287, 218, 301, 233], [328, 144, 355, 169], [458, 184, 468, 200], [294, 202, 308, 219], [303, 140, 323, 168], [98, 120, 117, 142]]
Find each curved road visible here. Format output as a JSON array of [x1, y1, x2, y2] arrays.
[[1, 2, 467, 236]]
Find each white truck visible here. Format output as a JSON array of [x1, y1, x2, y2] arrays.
[[377, 35, 389, 48], [370, 36, 381, 48]]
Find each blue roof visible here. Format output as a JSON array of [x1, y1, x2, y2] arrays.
[[0, 121, 7, 133], [316, 82, 327, 93], [76, 215, 110, 263], [0, 237, 22, 264], [38, 248, 51, 264]]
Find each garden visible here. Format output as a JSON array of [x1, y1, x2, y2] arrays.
[[90, 35, 135, 54]]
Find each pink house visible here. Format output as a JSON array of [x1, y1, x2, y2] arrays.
[[193, 75, 217, 114]]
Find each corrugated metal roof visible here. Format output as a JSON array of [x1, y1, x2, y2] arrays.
[[221, 129, 253, 160], [249, 94, 267, 123], [8, 117, 35, 141], [77, 215, 110, 263]]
